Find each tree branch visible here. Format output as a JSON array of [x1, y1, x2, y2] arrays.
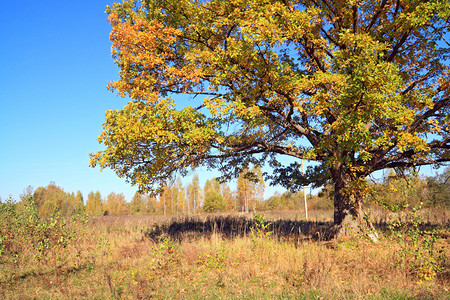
[[387, 29, 411, 62], [410, 97, 450, 132], [365, 0, 388, 32]]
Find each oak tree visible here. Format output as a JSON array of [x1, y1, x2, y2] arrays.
[[91, 0, 450, 237]]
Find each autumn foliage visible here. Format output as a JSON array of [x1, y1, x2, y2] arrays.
[[90, 0, 450, 234]]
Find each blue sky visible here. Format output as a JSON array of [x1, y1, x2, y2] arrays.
[[0, 0, 445, 203], [0, 0, 138, 201], [0, 0, 286, 202]]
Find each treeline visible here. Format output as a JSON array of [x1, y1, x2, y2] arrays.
[[4, 167, 267, 217], [303, 168, 450, 211], [370, 168, 450, 210], [2, 168, 448, 217]]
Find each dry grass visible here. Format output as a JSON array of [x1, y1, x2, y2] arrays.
[[1, 210, 449, 299]]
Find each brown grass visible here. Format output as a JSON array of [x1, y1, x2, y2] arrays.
[[1, 210, 449, 299]]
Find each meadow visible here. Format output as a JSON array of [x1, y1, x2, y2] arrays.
[[1, 202, 449, 300]]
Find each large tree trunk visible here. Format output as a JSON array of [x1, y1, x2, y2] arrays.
[[330, 165, 379, 242]]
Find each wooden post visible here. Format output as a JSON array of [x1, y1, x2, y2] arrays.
[[302, 159, 308, 219]]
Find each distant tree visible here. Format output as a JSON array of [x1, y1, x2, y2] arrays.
[[86, 191, 103, 216], [85, 191, 94, 215], [130, 191, 144, 214], [249, 167, 265, 211], [33, 186, 46, 213], [20, 185, 34, 200], [104, 192, 128, 215], [309, 185, 334, 210], [425, 167, 450, 207], [204, 178, 221, 195], [75, 190, 84, 212], [186, 174, 201, 214], [237, 169, 252, 213], [32, 183, 77, 216], [372, 169, 427, 211], [143, 194, 158, 214], [94, 191, 102, 214], [177, 179, 187, 215], [220, 182, 235, 212], [202, 178, 233, 212], [237, 167, 265, 213], [159, 182, 172, 216], [170, 177, 186, 216], [265, 190, 305, 210], [203, 190, 226, 213], [266, 191, 282, 211]]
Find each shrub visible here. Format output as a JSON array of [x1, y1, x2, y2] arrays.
[[0, 193, 87, 282], [203, 191, 226, 213]]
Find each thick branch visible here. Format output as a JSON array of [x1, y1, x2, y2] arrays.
[[386, 29, 410, 62], [410, 97, 450, 132], [258, 104, 320, 147], [301, 37, 327, 72], [372, 138, 450, 171], [205, 141, 306, 160], [365, 0, 388, 32], [401, 70, 434, 95]]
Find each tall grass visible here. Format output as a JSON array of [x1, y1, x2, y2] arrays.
[[1, 209, 449, 299]]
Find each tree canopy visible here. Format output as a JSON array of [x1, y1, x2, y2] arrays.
[[90, 0, 449, 231]]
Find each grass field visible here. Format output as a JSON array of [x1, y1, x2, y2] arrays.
[[1, 209, 449, 299]]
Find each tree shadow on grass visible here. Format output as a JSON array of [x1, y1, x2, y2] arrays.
[[143, 215, 333, 243], [143, 215, 449, 243]]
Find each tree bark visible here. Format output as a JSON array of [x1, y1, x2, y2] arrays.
[[330, 165, 379, 242]]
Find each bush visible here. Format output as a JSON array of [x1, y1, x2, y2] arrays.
[[0, 193, 87, 281], [387, 203, 445, 281], [203, 191, 226, 212]]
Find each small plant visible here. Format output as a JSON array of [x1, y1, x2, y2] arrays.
[[388, 203, 445, 281], [251, 212, 272, 238], [250, 212, 273, 251], [198, 243, 228, 273], [97, 232, 112, 265], [0, 235, 5, 257], [0, 196, 20, 265], [0, 194, 87, 284], [0, 195, 43, 268], [148, 234, 181, 279]]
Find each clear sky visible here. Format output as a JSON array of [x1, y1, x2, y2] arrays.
[[0, 0, 444, 203], [0, 0, 286, 202], [0, 0, 137, 201]]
